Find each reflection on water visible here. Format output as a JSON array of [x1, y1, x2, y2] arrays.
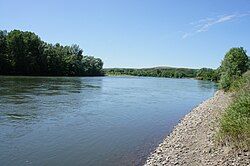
[[0, 76, 101, 98], [0, 76, 216, 166], [6, 113, 34, 120], [0, 77, 102, 122]]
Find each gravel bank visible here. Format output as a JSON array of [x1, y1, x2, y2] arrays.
[[145, 90, 250, 166]]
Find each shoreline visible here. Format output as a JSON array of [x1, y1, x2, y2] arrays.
[[144, 90, 249, 166]]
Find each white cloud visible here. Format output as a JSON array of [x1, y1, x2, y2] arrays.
[[182, 32, 192, 39], [182, 12, 250, 39]]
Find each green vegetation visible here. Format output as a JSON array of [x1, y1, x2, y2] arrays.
[[105, 48, 249, 85], [105, 67, 199, 79], [196, 68, 219, 81], [217, 47, 249, 149], [219, 71, 250, 149], [105, 66, 217, 81], [219, 47, 249, 90], [0, 30, 104, 76]]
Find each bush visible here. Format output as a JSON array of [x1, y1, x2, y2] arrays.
[[219, 73, 233, 90], [219, 71, 250, 149], [230, 71, 250, 92]]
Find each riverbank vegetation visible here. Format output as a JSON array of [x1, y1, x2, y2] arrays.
[[105, 65, 219, 81], [105, 67, 198, 78], [217, 47, 250, 149], [105, 67, 219, 81], [105, 48, 249, 84], [219, 71, 250, 149], [0, 30, 104, 76]]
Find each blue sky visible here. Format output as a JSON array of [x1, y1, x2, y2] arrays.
[[1, 0, 250, 69]]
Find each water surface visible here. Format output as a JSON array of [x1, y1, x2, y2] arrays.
[[0, 76, 216, 166]]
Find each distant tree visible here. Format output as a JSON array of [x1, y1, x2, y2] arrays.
[[82, 56, 104, 76], [105, 67, 198, 78], [196, 68, 219, 81]]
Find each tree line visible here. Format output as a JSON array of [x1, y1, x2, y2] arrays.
[[105, 67, 219, 81], [0, 30, 104, 76], [105, 67, 198, 79], [105, 47, 249, 84]]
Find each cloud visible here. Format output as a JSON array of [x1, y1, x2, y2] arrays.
[[182, 32, 192, 39], [182, 12, 250, 39]]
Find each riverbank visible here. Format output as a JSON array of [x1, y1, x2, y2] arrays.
[[145, 90, 249, 166]]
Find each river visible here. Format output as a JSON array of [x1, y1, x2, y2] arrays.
[[0, 76, 216, 166]]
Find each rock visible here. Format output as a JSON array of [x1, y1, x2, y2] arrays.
[[144, 90, 246, 166]]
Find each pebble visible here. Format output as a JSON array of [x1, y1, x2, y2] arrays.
[[144, 90, 249, 166]]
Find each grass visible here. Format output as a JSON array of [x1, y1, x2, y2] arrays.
[[219, 71, 250, 149]]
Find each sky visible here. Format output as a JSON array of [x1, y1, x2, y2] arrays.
[[0, 0, 250, 69]]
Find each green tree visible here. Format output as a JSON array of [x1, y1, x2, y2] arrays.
[[6, 30, 43, 75], [0, 29, 104, 76], [0, 30, 11, 74], [82, 56, 104, 76], [196, 68, 219, 81], [219, 47, 249, 90]]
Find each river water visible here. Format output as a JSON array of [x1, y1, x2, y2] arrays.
[[0, 76, 216, 166]]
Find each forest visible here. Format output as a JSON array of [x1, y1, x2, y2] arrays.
[[106, 67, 197, 77], [105, 67, 219, 81], [0, 30, 104, 76]]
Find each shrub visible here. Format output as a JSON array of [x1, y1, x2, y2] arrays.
[[219, 71, 250, 149]]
